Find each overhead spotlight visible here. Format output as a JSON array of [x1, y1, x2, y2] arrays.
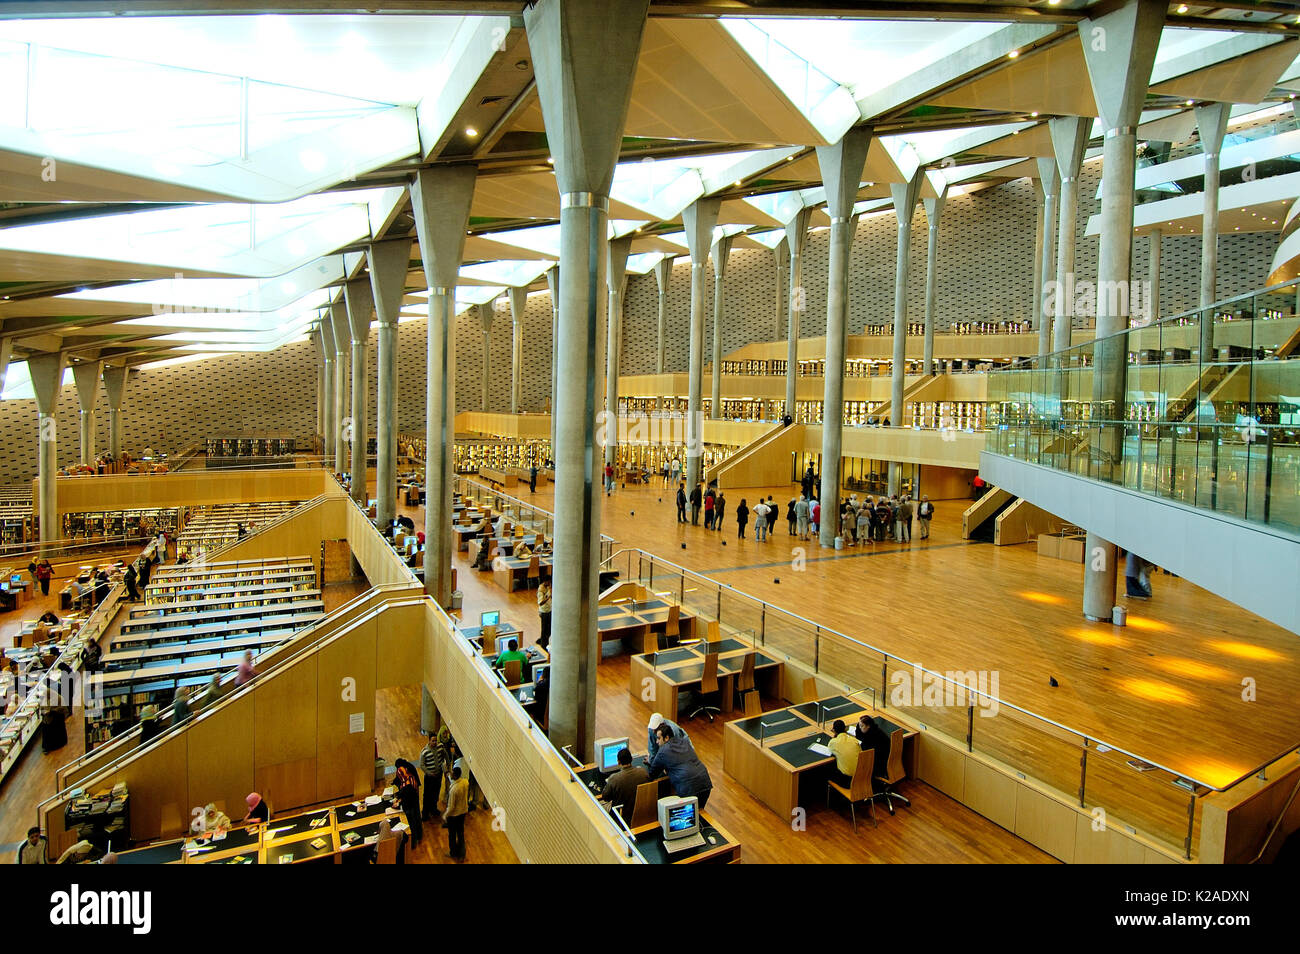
[[466, 127, 479, 138], [1031, 111, 1039, 118], [1176, 3, 1189, 12], [546, 157, 554, 164], [1008, 50, 1020, 59]]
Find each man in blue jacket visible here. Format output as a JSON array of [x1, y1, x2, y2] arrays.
[[648, 724, 712, 810]]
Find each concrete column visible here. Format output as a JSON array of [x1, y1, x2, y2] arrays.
[[682, 197, 721, 491], [816, 128, 872, 544], [709, 233, 733, 420], [319, 318, 336, 465], [784, 208, 813, 421], [344, 276, 375, 506], [475, 303, 495, 412], [1036, 158, 1059, 356], [1148, 228, 1162, 322], [1196, 102, 1231, 356], [605, 236, 632, 467], [328, 297, 351, 475], [509, 285, 528, 415], [102, 363, 128, 459], [369, 238, 411, 529], [888, 171, 923, 496], [71, 360, 101, 465], [1078, 0, 1164, 622], [312, 326, 326, 447], [525, 0, 649, 757], [922, 189, 947, 376], [773, 239, 789, 346], [1050, 116, 1091, 352], [653, 257, 671, 375], [411, 165, 477, 608], [545, 264, 559, 452], [29, 352, 65, 549]]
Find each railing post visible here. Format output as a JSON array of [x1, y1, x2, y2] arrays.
[[813, 626, 820, 673], [759, 604, 765, 647], [880, 660, 888, 708], [1079, 741, 1088, 808], [966, 705, 974, 753], [1184, 793, 1196, 861]]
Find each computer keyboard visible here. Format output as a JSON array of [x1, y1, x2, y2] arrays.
[[663, 831, 707, 853]]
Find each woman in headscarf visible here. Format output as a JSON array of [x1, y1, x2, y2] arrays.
[[193, 803, 232, 834], [374, 817, 403, 864], [137, 705, 160, 746], [234, 651, 258, 687], [242, 791, 269, 826]]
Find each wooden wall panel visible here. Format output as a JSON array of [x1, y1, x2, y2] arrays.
[[185, 694, 256, 835], [917, 732, 965, 801], [375, 601, 424, 688], [255, 654, 319, 770], [1014, 785, 1077, 863], [1073, 813, 1149, 864], [44, 468, 333, 520], [963, 758, 1018, 832], [316, 619, 377, 801]]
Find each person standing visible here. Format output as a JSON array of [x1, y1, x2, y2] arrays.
[[765, 496, 779, 539], [528, 464, 538, 494], [810, 498, 820, 537], [675, 483, 687, 524], [234, 650, 258, 687], [714, 492, 726, 532], [93, 569, 110, 607], [917, 496, 934, 540], [124, 563, 139, 601], [445, 765, 469, 862], [856, 499, 872, 546], [786, 499, 797, 535], [648, 723, 713, 810], [670, 456, 681, 486], [419, 733, 444, 823], [689, 484, 702, 525], [795, 495, 810, 540], [735, 499, 749, 539], [841, 506, 855, 546], [703, 489, 715, 530], [604, 462, 615, 495], [752, 499, 769, 541], [537, 581, 552, 650], [393, 759, 423, 849], [896, 496, 913, 544]]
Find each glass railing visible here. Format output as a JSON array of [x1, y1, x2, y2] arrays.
[[453, 477, 616, 565], [986, 279, 1300, 536], [601, 544, 1300, 858]]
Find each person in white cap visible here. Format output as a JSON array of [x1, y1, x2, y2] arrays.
[[646, 712, 694, 761]]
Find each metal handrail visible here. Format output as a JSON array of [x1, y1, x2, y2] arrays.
[[599, 544, 1293, 797]]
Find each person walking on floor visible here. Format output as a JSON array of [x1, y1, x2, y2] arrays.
[[35, 559, 53, 597], [714, 492, 726, 532], [604, 462, 614, 495], [735, 499, 749, 539], [445, 765, 469, 862], [676, 484, 687, 524], [917, 496, 934, 539], [420, 733, 444, 823]]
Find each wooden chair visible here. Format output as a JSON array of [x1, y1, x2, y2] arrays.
[[629, 778, 662, 827], [871, 728, 911, 815], [741, 687, 763, 716], [526, 555, 541, 588], [734, 652, 757, 712], [661, 605, 680, 650], [706, 619, 720, 642], [375, 835, 399, 865], [503, 658, 523, 687], [802, 676, 818, 701], [690, 653, 722, 722], [827, 749, 877, 833]]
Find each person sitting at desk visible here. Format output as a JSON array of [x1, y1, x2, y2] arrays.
[[471, 542, 494, 572], [647, 712, 694, 760], [513, 541, 532, 559], [242, 791, 269, 826], [493, 640, 529, 681], [16, 827, 47, 864], [38, 610, 59, 625], [648, 724, 712, 810], [826, 719, 858, 787], [531, 666, 550, 726], [856, 715, 892, 792], [193, 803, 233, 834], [600, 747, 650, 824]]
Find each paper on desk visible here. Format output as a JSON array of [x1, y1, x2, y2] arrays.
[[390, 822, 408, 834], [382, 786, 397, 797], [364, 794, 383, 805], [808, 742, 833, 757], [363, 835, 378, 846]]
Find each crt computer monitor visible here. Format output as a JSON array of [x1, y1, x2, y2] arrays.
[[531, 663, 549, 683], [480, 610, 501, 629], [495, 634, 518, 655], [595, 737, 630, 774], [657, 796, 700, 843]]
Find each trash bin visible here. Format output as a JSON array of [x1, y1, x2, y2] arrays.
[[834, 536, 844, 550], [450, 590, 464, 610], [1111, 605, 1127, 626]]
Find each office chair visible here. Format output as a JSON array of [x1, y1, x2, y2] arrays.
[[526, 555, 541, 588], [630, 779, 662, 827], [827, 749, 878, 833], [871, 728, 911, 815], [734, 652, 757, 713], [690, 653, 722, 722], [503, 659, 523, 687]]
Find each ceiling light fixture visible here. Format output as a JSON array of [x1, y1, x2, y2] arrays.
[[1008, 50, 1020, 59], [466, 127, 479, 138], [1177, 3, 1189, 12]]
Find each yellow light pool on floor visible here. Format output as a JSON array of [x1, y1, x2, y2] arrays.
[[1153, 657, 1231, 681], [1205, 640, 1286, 662], [1121, 678, 1194, 705], [1020, 590, 1067, 606], [1072, 627, 1126, 647], [1124, 615, 1173, 633]]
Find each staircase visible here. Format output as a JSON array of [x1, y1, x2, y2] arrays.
[[706, 423, 805, 490], [869, 374, 943, 425], [961, 487, 1014, 541]]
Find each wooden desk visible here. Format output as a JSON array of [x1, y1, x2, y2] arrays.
[[467, 534, 536, 567], [492, 554, 552, 592], [597, 598, 696, 649], [722, 697, 917, 820], [479, 467, 517, 490], [629, 638, 783, 716]]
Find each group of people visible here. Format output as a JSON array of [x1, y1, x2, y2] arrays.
[[826, 715, 895, 793], [412, 726, 474, 862], [598, 713, 713, 822]]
